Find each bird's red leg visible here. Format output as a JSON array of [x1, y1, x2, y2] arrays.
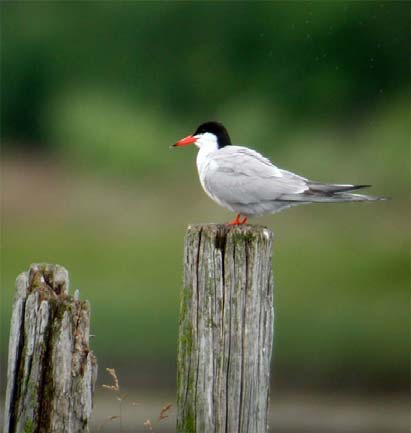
[[227, 214, 241, 225], [227, 214, 247, 225]]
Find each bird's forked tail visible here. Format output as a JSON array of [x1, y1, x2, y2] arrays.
[[303, 183, 387, 202]]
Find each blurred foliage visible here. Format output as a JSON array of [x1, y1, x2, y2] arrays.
[[1, 2, 409, 156], [1, 1, 409, 392]]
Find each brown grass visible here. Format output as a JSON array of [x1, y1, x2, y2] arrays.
[[102, 367, 120, 392], [99, 367, 173, 433]]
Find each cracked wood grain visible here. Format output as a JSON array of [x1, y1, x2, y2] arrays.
[[177, 224, 274, 433], [3, 264, 97, 433]]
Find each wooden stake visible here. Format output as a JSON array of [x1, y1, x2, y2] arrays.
[[3, 264, 97, 433], [177, 224, 274, 433]]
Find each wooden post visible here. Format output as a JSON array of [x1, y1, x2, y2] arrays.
[[3, 264, 97, 433], [177, 224, 274, 433]]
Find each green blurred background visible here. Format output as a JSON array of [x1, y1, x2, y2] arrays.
[[1, 1, 409, 431]]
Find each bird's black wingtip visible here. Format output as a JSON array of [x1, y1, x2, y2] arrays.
[[351, 184, 372, 191]]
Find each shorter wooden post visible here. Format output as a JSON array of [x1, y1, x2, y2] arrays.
[[3, 264, 97, 433], [177, 224, 274, 433]]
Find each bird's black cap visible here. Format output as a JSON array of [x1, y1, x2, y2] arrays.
[[193, 121, 232, 148]]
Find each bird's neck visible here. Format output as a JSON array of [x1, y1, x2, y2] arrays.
[[196, 142, 218, 175]]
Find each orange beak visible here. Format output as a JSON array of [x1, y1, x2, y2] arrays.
[[173, 135, 197, 147]]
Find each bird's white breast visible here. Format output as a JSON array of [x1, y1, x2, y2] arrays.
[[196, 148, 230, 209]]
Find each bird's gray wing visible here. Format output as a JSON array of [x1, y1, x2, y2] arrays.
[[203, 146, 309, 205]]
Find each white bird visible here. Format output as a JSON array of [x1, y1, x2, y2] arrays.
[[172, 121, 385, 225]]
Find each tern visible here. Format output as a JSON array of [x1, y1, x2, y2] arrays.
[[172, 121, 384, 225]]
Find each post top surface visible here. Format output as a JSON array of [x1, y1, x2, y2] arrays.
[[27, 263, 70, 298], [187, 223, 273, 242]]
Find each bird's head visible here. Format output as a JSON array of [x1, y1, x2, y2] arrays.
[[172, 121, 232, 151]]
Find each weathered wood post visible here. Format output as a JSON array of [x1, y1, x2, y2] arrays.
[[177, 224, 274, 433], [3, 263, 97, 433]]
